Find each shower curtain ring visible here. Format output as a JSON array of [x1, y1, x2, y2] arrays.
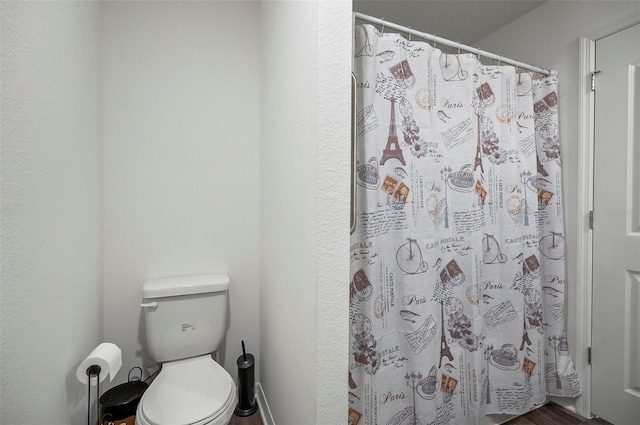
[[380, 18, 385, 34], [408, 27, 412, 41], [498, 56, 502, 67], [472, 48, 480, 63], [432, 35, 437, 49]]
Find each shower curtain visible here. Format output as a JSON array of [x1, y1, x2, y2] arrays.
[[349, 24, 580, 425]]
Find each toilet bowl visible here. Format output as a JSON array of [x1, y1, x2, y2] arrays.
[[136, 356, 236, 425], [136, 274, 237, 425]]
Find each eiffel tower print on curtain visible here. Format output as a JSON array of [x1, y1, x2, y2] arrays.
[[380, 97, 406, 166]]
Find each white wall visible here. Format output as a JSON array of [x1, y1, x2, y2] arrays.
[[477, 0, 640, 414], [101, 1, 261, 386], [259, 1, 351, 423], [259, 2, 318, 422], [0, 2, 103, 424], [0, 2, 351, 423], [316, 1, 352, 422]]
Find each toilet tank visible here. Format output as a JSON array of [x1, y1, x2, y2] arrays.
[[142, 274, 229, 363]]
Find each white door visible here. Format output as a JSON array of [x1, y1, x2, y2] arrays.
[[592, 23, 640, 424]]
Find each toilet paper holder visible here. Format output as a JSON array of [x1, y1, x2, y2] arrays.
[[78, 343, 122, 425], [86, 365, 102, 425]]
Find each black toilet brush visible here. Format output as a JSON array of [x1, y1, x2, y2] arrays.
[[235, 340, 258, 416]]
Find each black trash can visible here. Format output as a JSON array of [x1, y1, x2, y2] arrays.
[[99, 380, 148, 425]]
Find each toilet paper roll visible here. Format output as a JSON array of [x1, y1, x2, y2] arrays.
[[76, 343, 122, 384]]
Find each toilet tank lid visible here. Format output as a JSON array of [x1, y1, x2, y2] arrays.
[[143, 274, 229, 298]]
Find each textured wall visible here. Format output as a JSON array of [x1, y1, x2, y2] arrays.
[[259, 1, 351, 423], [0, 2, 351, 423], [0, 2, 103, 423], [101, 1, 261, 387], [316, 1, 352, 423]]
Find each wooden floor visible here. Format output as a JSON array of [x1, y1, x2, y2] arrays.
[[505, 402, 608, 425], [229, 408, 264, 425]]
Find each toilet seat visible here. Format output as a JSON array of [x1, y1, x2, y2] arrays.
[[136, 355, 236, 425]]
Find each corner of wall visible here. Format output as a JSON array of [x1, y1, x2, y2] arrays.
[[316, 1, 352, 424]]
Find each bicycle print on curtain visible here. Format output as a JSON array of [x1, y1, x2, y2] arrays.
[[349, 24, 580, 425]]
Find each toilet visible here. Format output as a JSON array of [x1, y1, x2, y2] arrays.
[[136, 274, 237, 425]]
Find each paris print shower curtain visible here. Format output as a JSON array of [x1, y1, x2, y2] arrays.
[[349, 24, 580, 425]]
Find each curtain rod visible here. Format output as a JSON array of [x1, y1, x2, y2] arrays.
[[354, 12, 557, 77]]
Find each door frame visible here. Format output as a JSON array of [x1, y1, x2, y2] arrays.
[[577, 12, 640, 419]]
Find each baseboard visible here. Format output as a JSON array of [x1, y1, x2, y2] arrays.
[[256, 382, 275, 425]]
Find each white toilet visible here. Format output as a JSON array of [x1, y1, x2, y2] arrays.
[[136, 274, 237, 425]]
